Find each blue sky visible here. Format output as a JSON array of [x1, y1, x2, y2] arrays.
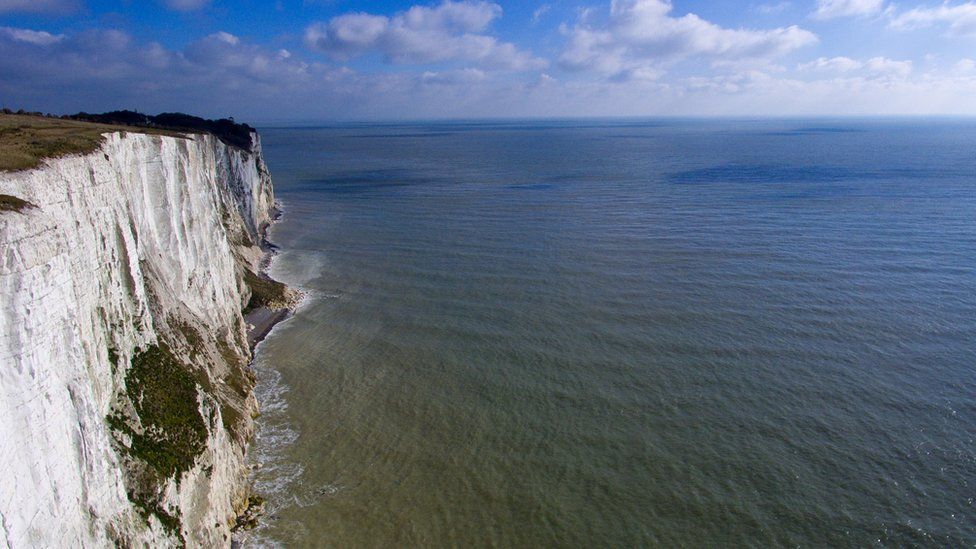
[[1, 0, 975, 121]]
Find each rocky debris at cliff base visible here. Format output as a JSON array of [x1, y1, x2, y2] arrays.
[[243, 267, 304, 349], [230, 494, 266, 548], [233, 494, 266, 532]]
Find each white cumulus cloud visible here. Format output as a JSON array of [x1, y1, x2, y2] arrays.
[[798, 55, 911, 78], [756, 2, 792, 15], [4, 23, 976, 119], [162, 0, 210, 11], [559, 0, 817, 79], [533, 4, 551, 22], [812, 0, 884, 20], [953, 58, 976, 73], [0, 26, 65, 45], [304, 0, 545, 71], [862, 56, 912, 77], [421, 67, 488, 85], [0, 0, 78, 14], [889, 2, 976, 37], [799, 55, 863, 72]]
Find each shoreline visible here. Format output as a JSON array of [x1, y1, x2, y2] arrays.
[[246, 307, 290, 349], [234, 202, 302, 543], [244, 204, 303, 351]]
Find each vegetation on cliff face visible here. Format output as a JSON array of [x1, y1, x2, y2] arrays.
[[104, 319, 260, 542], [105, 343, 209, 545], [130, 496, 183, 544], [108, 344, 207, 479], [215, 335, 255, 443], [243, 268, 290, 312], [0, 193, 34, 212]]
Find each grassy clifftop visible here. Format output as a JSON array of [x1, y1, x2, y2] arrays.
[[0, 113, 179, 172], [0, 111, 255, 172]]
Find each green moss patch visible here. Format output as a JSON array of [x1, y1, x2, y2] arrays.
[[105, 343, 201, 545], [103, 324, 258, 541], [131, 496, 183, 543], [0, 194, 34, 213], [243, 269, 288, 313], [170, 318, 204, 359], [111, 344, 207, 479]]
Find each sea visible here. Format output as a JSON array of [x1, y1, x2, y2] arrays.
[[246, 119, 976, 547]]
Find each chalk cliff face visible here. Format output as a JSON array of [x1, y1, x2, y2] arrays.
[[0, 130, 275, 546]]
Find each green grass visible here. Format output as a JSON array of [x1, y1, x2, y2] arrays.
[[0, 113, 182, 172]]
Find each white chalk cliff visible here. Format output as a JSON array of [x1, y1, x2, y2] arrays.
[[0, 130, 276, 547]]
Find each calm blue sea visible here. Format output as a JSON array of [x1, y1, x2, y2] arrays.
[[249, 119, 976, 547]]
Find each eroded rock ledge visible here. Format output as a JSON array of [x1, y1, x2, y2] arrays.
[[0, 124, 285, 547]]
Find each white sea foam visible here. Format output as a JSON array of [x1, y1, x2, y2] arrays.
[[247, 343, 304, 546], [249, 228, 321, 518], [269, 249, 332, 287]]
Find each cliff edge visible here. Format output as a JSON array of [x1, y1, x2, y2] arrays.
[[0, 115, 284, 546]]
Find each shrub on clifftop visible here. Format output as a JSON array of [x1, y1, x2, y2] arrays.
[[69, 110, 255, 150]]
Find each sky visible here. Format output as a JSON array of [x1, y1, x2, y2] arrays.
[[1, 0, 975, 121]]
